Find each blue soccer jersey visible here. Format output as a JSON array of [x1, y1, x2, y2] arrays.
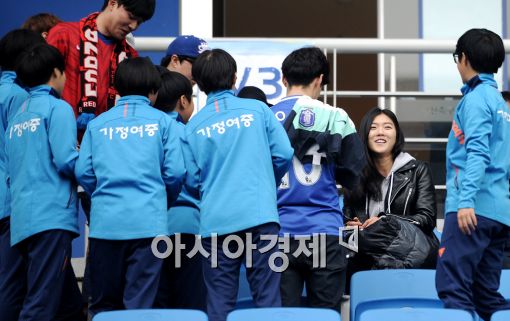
[[272, 95, 360, 236]]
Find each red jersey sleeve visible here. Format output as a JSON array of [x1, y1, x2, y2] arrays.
[[47, 23, 70, 59], [47, 22, 81, 118]]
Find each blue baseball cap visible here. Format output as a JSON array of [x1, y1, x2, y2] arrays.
[[165, 35, 209, 59]]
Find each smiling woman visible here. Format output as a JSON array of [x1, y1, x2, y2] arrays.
[[343, 107, 439, 281], [368, 113, 398, 158]]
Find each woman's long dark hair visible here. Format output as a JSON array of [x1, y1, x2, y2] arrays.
[[349, 107, 406, 204]]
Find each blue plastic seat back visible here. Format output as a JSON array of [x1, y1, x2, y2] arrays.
[[359, 307, 473, 321], [227, 307, 340, 321], [491, 309, 510, 321], [236, 265, 255, 308], [350, 269, 441, 321], [92, 309, 208, 321], [237, 265, 251, 300], [499, 269, 510, 300], [433, 228, 442, 241]]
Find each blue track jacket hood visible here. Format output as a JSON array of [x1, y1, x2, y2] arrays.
[[5, 85, 79, 245], [75, 95, 185, 240], [445, 73, 510, 227], [181, 90, 293, 237]]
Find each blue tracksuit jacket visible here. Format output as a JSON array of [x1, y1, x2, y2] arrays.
[[0, 71, 29, 219], [181, 90, 293, 237], [5, 85, 79, 245], [75, 95, 185, 240], [445, 73, 510, 226], [166, 111, 200, 235]]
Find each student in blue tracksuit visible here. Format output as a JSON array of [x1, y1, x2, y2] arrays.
[[499, 90, 510, 269], [436, 28, 510, 321], [153, 70, 206, 311], [5, 43, 84, 321], [75, 57, 185, 317], [272, 47, 365, 312], [183, 49, 294, 321], [0, 29, 45, 321]]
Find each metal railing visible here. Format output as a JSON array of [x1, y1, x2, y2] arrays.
[[135, 37, 510, 104], [136, 37, 509, 190], [137, 37, 510, 52]]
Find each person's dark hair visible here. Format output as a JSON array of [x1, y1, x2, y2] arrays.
[[454, 28, 504, 74], [192, 49, 236, 95], [154, 71, 192, 113], [281, 47, 330, 87], [501, 91, 510, 102], [237, 86, 272, 107], [350, 107, 405, 203], [114, 57, 161, 97], [160, 55, 194, 68], [160, 55, 172, 68], [0, 29, 45, 71], [15, 43, 65, 88], [21, 13, 62, 34], [155, 65, 171, 76], [102, 0, 156, 22]]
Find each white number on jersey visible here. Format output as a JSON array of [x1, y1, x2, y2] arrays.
[[279, 144, 325, 189]]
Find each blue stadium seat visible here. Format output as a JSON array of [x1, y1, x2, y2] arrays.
[[433, 228, 442, 241], [227, 307, 340, 321], [491, 309, 510, 321], [236, 265, 255, 308], [359, 307, 473, 321], [350, 269, 442, 321], [499, 269, 510, 300], [92, 309, 208, 321]]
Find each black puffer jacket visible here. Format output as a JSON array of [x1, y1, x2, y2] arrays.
[[344, 159, 437, 235]]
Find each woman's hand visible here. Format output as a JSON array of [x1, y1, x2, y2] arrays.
[[346, 217, 363, 227], [361, 216, 381, 229]]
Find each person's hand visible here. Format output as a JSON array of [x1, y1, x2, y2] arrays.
[[346, 217, 362, 227], [77, 113, 95, 130], [457, 208, 477, 235], [362, 216, 381, 229]]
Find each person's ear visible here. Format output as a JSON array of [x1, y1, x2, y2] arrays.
[[179, 95, 189, 110], [51, 68, 58, 79], [282, 77, 289, 88], [232, 73, 237, 90], [50, 68, 63, 81], [460, 53, 469, 66], [148, 90, 158, 105], [170, 55, 180, 68], [311, 75, 322, 90], [109, 0, 118, 9]]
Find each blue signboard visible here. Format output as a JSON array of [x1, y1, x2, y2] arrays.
[[0, 0, 179, 39]]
